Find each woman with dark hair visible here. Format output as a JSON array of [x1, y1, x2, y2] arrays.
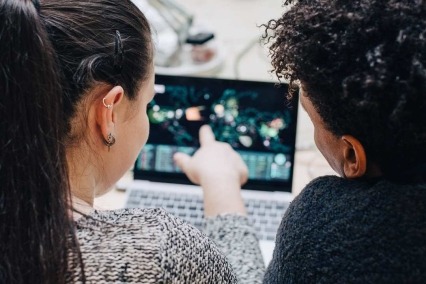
[[1, 0, 264, 283], [261, 0, 426, 282], [0, 0, 74, 283]]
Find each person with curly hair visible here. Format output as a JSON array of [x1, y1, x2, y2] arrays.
[[257, 0, 426, 282]]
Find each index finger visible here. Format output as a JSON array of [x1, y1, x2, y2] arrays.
[[199, 125, 216, 146]]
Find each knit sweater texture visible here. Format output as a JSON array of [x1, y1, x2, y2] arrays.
[[68, 208, 264, 283], [264, 175, 426, 283]]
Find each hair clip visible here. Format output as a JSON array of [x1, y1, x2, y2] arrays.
[[113, 30, 124, 72], [32, 0, 41, 12]]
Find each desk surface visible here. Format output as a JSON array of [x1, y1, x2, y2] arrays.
[[95, 0, 335, 210]]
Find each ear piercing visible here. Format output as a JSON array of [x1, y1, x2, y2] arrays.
[[103, 133, 116, 152], [102, 97, 115, 151], [103, 97, 113, 109]]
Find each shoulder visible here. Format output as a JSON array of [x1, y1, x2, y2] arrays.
[[71, 208, 182, 282], [283, 175, 354, 219], [73, 208, 236, 283], [76, 207, 182, 239], [75, 207, 208, 249], [295, 175, 426, 213], [289, 175, 395, 213], [299, 174, 356, 198], [266, 176, 426, 282], [283, 175, 426, 233], [157, 213, 237, 283]]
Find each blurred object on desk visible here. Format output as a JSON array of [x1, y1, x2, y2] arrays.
[[132, 0, 224, 76]]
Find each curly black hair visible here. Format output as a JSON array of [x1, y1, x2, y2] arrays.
[[264, 0, 426, 181]]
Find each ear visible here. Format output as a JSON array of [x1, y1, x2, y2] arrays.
[[341, 135, 367, 179], [96, 85, 124, 142]]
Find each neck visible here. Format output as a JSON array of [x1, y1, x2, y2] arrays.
[[364, 162, 383, 179], [66, 146, 98, 208], [71, 195, 93, 220]]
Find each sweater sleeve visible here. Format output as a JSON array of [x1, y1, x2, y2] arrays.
[[204, 214, 265, 284], [158, 213, 238, 283]]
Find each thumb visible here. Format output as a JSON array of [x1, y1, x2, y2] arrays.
[[173, 152, 191, 173]]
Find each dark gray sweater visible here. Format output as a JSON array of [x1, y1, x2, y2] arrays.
[[264, 175, 426, 283]]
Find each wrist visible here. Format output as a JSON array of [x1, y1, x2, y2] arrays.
[[201, 177, 247, 217]]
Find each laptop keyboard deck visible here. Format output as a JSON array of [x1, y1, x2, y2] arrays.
[[126, 187, 290, 241]]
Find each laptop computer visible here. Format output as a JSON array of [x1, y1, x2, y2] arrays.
[[124, 74, 298, 265]]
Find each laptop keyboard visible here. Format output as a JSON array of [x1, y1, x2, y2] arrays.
[[126, 187, 290, 241]]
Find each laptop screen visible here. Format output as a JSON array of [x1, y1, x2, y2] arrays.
[[133, 74, 298, 192]]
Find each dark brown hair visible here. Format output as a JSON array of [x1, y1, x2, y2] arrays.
[[1, 0, 153, 283], [40, 0, 153, 142], [39, 0, 153, 281], [0, 0, 73, 283]]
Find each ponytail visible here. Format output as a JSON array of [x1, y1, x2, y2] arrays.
[[0, 0, 74, 283]]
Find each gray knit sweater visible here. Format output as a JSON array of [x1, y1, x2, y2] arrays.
[[68, 208, 264, 283]]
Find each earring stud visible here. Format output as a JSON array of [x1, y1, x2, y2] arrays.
[[103, 97, 113, 109]]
